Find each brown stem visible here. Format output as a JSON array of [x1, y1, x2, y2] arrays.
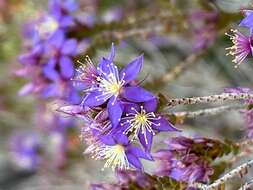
[[166, 93, 253, 107]]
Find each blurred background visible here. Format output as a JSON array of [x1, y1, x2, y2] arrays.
[[0, 0, 253, 189]]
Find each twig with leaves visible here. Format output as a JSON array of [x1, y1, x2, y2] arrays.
[[193, 160, 253, 190], [166, 93, 253, 107], [166, 104, 244, 119], [238, 178, 253, 190]]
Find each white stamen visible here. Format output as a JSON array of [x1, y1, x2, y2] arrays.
[[122, 106, 160, 144], [91, 143, 129, 171]]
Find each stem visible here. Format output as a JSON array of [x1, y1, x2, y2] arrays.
[[166, 104, 244, 118], [193, 160, 253, 190], [144, 52, 202, 90], [166, 93, 253, 107], [238, 178, 253, 190], [161, 53, 202, 84], [82, 24, 165, 56]]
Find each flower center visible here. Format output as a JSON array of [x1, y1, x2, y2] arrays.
[[92, 143, 129, 171], [95, 63, 125, 103], [225, 29, 251, 67], [135, 114, 148, 124], [122, 106, 160, 144], [36, 16, 59, 38], [106, 82, 122, 95]]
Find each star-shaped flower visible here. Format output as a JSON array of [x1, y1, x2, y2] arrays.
[[91, 133, 152, 171], [119, 98, 179, 152], [82, 44, 155, 127]]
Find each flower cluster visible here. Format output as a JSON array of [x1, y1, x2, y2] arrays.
[[17, 0, 82, 104], [153, 136, 219, 184], [9, 104, 80, 171], [91, 170, 159, 190], [64, 44, 179, 171], [226, 9, 253, 67], [10, 132, 41, 171]]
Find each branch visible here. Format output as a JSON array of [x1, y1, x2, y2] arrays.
[[160, 53, 202, 84], [166, 104, 244, 118], [79, 24, 165, 56], [193, 160, 253, 190], [238, 178, 253, 190], [166, 93, 253, 107]]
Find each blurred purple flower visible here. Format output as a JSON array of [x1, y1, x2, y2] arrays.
[[10, 132, 41, 171], [17, 0, 81, 104], [116, 170, 153, 188], [153, 136, 214, 183], [43, 30, 77, 79], [189, 10, 218, 51], [240, 109, 253, 138]]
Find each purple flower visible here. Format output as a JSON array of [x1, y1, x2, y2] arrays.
[[116, 170, 153, 188], [10, 132, 41, 171], [153, 136, 214, 183], [119, 99, 179, 152], [90, 184, 120, 190], [90, 133, 152, 171], [188, 10, 218, 51], [73, 56, 99, 90], [239, 10, 253, 33], [91, 170, 163, 190], [82, 44, 155, 127], [225, 29, 253, 67], [44, 30, 77, 79], [48, 0, 77, 30], [240, 108, 253, 138]]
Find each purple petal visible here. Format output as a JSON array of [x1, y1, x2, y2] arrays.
[[68, 88, 81, 104], [152, 117, 180, 132], [126, 153, 143, 170], [82, 90, 107, 107], [18, 83, 34, 96], [63, 0, 78, 12], [58, 105, 84, 115], [107, 98, 122, 127], [59, 56, 74, 79], [122, 102, 140, 114], [143, 98, 157, 112], [138, 130, 153, 152], [18, 53, 36, 65], [127, 146, 153, 160], [42, 83, 58, 98], [48, 29, 65, 49], [170, 168, 184, 181], [120, 54, 143, 83], [123, 86, 155, 102], [239, 13, 253, 28], [114, 133, 128, 145], [97, 57, 114, 76], [108, 43, 115, 61], [43, 64, 60, 81], [61, 39, 77, 55], [59, 16, 75, 28], [49, 0, 61, 20], [99, 134, 116, 146]]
